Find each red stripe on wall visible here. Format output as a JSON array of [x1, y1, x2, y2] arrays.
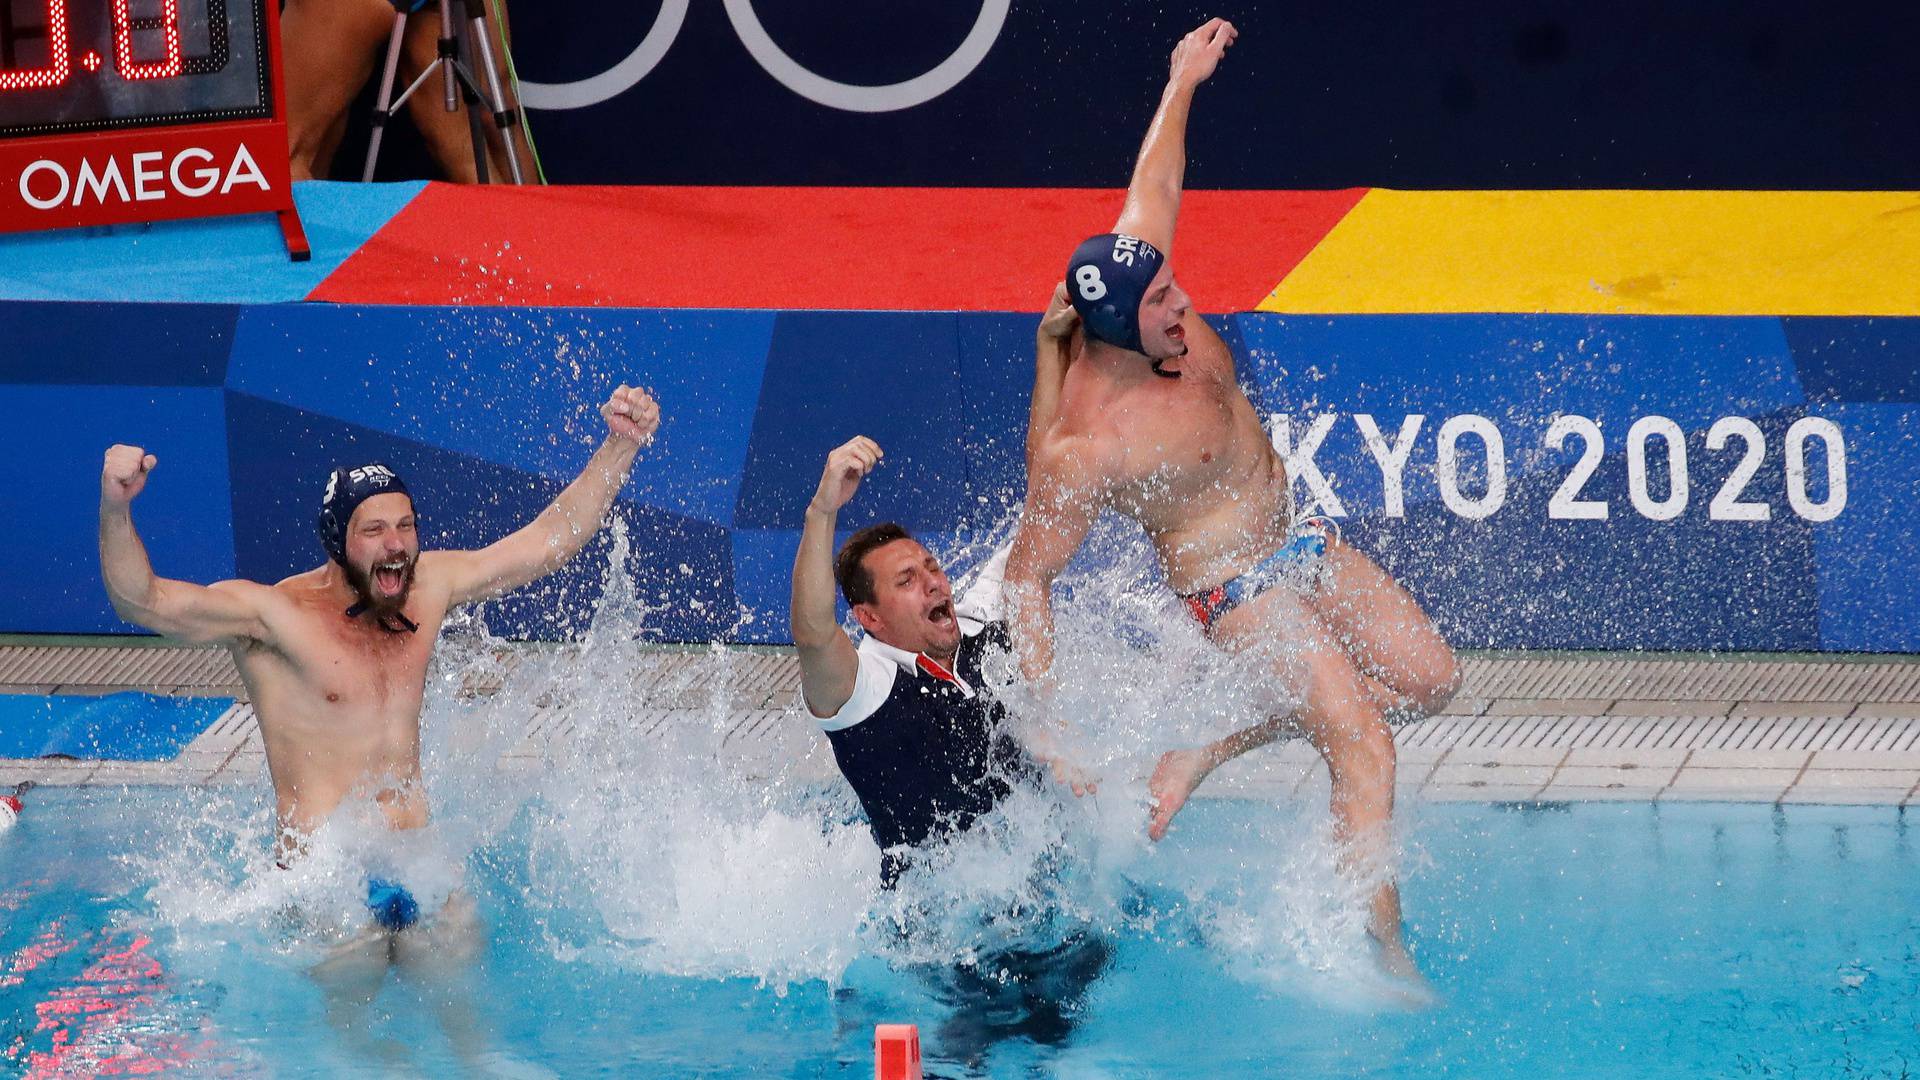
[[308, 184, 1365, 312]]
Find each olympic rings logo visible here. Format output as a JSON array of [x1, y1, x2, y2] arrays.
[[518, 0, 1010, 113]]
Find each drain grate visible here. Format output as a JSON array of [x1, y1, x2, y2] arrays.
[[5, 644, 1919, 770], [0, 644, 241, 692], [1396, 713, 1920, 753], [1464, 657, 1920, 703], [7, 645, 1916, 704]]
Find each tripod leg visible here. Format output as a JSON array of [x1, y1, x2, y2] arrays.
[[464, 14, 526, 182], [446, 0, 489, 184], [436, 0, 460, 112], [361, 9, 412, 183], [463, 83, 491, 184], [465, 13, 525, 184]]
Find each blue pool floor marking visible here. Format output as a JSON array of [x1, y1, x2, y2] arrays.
[[0, 693, 233, 761], [0, 181, 425, 305]]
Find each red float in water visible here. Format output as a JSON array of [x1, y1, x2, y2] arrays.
[[874, 1024, 921, 1080]]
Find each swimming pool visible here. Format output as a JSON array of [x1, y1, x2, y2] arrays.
[[4, 785, 1913, 1078]]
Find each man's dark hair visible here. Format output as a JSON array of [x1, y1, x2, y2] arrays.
[[835, 522, 913, 607]]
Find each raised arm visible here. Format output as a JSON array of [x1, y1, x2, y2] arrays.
[[99, 445, 272, 645], [439, 385, 659, 607], [792, 437, 883, 718], [1112, 18, 1238, 253], [1027, 282, 1081, 468], [1004, 440, 1114, 797], [1004, 440, 1110, 683]]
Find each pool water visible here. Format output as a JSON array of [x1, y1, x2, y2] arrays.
[[3, 786, 1915, 1078]]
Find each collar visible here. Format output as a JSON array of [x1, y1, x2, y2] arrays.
[[857, 618, 985, 697]]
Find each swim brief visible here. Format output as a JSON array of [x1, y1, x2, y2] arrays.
[[365, 878, 422, 932], [1178, 518, 1338, 632]]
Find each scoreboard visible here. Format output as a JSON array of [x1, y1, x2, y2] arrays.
[[0, 0, 306, 258]]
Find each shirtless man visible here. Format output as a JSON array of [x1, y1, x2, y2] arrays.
[[98, 385, 657, 929], [283, 0, 531, 182], [1005, 19, 1460, 978]]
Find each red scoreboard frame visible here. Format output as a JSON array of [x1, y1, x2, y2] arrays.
[[0, 0, 309, 260]]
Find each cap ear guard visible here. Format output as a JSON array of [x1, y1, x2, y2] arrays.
[[1066, 233, 1165, 355]]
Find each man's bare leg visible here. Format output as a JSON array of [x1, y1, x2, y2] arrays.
[[1148, 589, 1420, 978], [283, 0, 397, 181], [392, 889, 483, 970], [311, 929, 409, 1065], [393, 891, 496, 1066], [1310, 537, 1462, 722]]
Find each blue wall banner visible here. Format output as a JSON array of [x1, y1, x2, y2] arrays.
[[3, 302, 1912, 652]]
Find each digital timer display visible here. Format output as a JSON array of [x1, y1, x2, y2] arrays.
[[0, 0, 269, 138]]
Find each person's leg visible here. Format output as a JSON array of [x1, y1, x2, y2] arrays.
[[394, 890, 497, 1065], [282, 0, 398, 181], [1147, 587, 1324, 839], [310, 109, 354, 182], [310, 927, 390, 1005], [1148, 589, 1418, 976], [392, 888, 483, 970], [1307, 536, 1461, 722], [1013, 930, 1112, 1044], [310, 929, 409, 1065]]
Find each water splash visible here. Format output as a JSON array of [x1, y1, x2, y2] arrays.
[[130, 512, 1420, 1010]]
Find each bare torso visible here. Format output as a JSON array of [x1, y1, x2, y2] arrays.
[[230, 555, 460, 846], [1045, 314, 1292, 593]]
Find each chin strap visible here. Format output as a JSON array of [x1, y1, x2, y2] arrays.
[[1150, 357, 1182, 379], [344, 600, 419, 634]]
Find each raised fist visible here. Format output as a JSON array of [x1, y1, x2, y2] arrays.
[[810, 437, 882, 515], [602, 384, 660, 446], [1170, 18, 1237, 89], [1038, 280, 1080, 344], [101, 445, 157, 506]]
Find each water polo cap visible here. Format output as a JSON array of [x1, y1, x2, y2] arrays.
[[1066, 233, 1166, 355], [317, 463, 412, 566]]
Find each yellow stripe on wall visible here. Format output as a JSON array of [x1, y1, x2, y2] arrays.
[[1259, 190, 1920, 315]]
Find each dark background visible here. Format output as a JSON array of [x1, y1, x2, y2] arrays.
[[347, 1, 1920, 188]]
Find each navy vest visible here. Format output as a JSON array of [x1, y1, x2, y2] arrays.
[[824, 621, 1037, 885]]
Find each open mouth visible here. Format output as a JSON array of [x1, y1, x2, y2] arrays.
[[926, 600, 955, 628], [374, 560, 409, 597], [1167, 323, 1186, 343]]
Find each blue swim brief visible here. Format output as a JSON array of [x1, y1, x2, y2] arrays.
[[365, 878, 422, 932], [1179, 518, 1338, 632]]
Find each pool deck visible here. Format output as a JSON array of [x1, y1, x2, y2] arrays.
[[3, 640, 1918, 807]]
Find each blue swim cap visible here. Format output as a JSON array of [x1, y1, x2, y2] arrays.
[[318, 463, 411, 566], [1066, 233, 1166, 354]]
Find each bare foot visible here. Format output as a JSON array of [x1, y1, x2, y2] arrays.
[[1372, 937, 1436, 1006], [1377, 939, 1423, 982], [1147, 748, 1214, 840]]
